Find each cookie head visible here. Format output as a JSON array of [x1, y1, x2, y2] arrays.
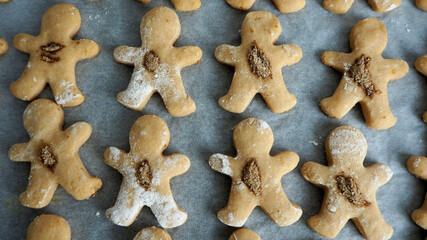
[[241, 11, 282, 43], [233, 118, 274, 154], [41, 3, 81, 38], [326, 125, 367, 164], [129, 115, 170, 155], [140, 7, 180, 46], [23, 99, 64, 137], [350, 18, 387, 53], [27, 214, 71, 240]]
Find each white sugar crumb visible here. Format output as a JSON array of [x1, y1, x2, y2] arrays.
[[405, 24, 411, 32], [309, 141, 319, 146], [210, 153, 233, 176], [109, 147, 121, 162], [413, 157, 421, 168], [95, 211, 100, 217]]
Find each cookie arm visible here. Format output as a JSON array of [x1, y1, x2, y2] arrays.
[[13, 33, 36, 53], [113, 46, 139, 65], [172, 46, 203, 68], [408, 156, 427, 179], [382, 59, 409, 82], [164, 153, 191, 177], [72, 39, 100, 60], [214, 44, 238, 66], [275, 44, 303, 66], [300, 162, 329, 186], [273, 151, 299, 175], [209, 153, 234, 177], [64, 122, 92, 150], [367, 163, 393, 186], [321, 51, 352, 72], [104, 147, 127, 170], [9, 143, 35, 162]]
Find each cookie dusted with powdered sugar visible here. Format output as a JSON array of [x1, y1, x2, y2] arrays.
[[105, 115, 190, 228], [301, 125, 393, 239], [10, 3, 100, 107], [209, 118, 302, 227], [114, 7, 202, 117], [215, 11, 302, 114], [320, 18, 408, 130], [8, 99, 102, 208]]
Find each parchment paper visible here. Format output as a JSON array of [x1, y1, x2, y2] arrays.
[[0, 0, 426, 239]]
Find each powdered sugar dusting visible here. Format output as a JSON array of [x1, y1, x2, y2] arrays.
[[55, 80, 82, 106], [209, 153, 233, 176], [109, 147, 121, 163], [328, 128, 367, 158]]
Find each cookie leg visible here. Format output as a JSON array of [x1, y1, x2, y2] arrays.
[[10, 68, 46, 101], [217, 197, 257, 227], [261, 190, 302, 226], [411, 193, 427, 229], [360, 94, 396, 130], [225, 0, 256, 10], [273, 0, 305, 13], [150, 196, 188, 228], [117, 75, 155, 111], [49, 76, 84, 107], [57, 168, 102, 200], [219, 81, 257, 113], [158, 83, 196, 117], [322, 0, 354, 14], [354, 207, 393, 240], [19, 165, 58, 208], [307, 211, 348, 238], [261, 85, 297, 113], [320, 79, 362, 119], [106, 185, 143, 226]]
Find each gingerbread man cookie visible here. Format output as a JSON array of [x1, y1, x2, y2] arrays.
[[301, 125, 393, 239], [323, 0, 400, 13], [215, 11, 302, 114], [9, 99, 102, 208], [137, 0, 201, 11], [114, 7, 202, 117], [209, 118, 302, 227], [225, 0, 305, 13], [0, 38, 7, 55], [229, 229, 261, 240], [320, 18, 408, 130], [10, 3, 100, 107], [134, 227, 171, 240], [105, 115, 190, 228], [27, 214, 71, 240], [415, 55, 427, 123], [408, 156, 427, 229]]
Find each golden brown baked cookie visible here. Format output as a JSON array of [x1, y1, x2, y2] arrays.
[[114, 7, 202, 117], [27, 214, 71, 240], [10, 3, 100, 107], [301, 125, 393, 239], [9, 99, 102, 208], [105, 115, 190, 228], [137, 0, 201, 11], [320, 18, 408, 130], [323, 0, 400, 13], [415, 55, 427, 123], [215, 11, 302, 114], [416, 0, 427, 10], [229, 229, 261, 240], [209, 118, 302, 227], [0, 38, 7, 55], [0, 0, 10, 2], [134, 227, 171, 240], [225, 0, 305, 13], [408, 156, 427, 229]]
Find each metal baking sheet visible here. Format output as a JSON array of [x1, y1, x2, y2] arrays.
[[0, 0, 426, 239]]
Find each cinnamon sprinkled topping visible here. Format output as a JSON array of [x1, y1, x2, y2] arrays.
[[40, 42, 64, 63], [248, 41, 272, 79], [336, 174, 370, 206], [136, 160, 152, 190], [242, 158, 262, 196], [143, 50, 160, 72], [349, 54, 380, 98], [39, 145, 57, 168]]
